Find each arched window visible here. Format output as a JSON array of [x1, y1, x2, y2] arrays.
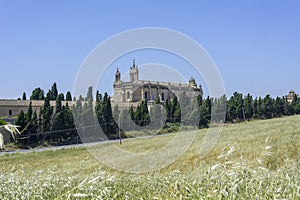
[[161, 92, 165, 101], [144, 91, 148, 100], [127, 91, 130, 100]]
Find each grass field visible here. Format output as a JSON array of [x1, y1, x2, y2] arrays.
[[0, 115, 300, 199]]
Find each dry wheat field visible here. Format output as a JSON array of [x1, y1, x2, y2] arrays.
[[0, 115, 300, 199]]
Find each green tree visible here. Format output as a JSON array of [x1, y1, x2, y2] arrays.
[[133, 100, 150, 126], [293, 96, 300, 114], [58, 93, 64, 101], [244, 93, 253, 120], [257, 97, 264, 119], [61, 103, 76, 144], [101, 93, 117, 138], [30, 111, 39, 145], [31, 111, 39, 134], [141, 100, 150, 126], [213, 95, 227, 124], [263, 94, 274, 119], [119, 108, 133, 131], [171, 95, 179, 123], [25, 101, 33, 125], [30, 87, 44, 100], [150, 98, 166, 129], [74, 98, 83, 127], [274, 97, 284, 117], [15, 110, 26, 130], [95, 90, 103, 127], [86, 86, 93, 101], [22, 92, 26, 100], [164, 99, 172, 123], [66, 91, 72, 101], [291, 95, 300, 114], [129, 105, 134, 121], [52, 94, 64, 143], [42, 91, 53, 135], [50, 83, 58, 100], [173, 104, 181, 124], [282, 96, 292, 116], [227, 92, 243, 122], [199, 97, 210, 128]]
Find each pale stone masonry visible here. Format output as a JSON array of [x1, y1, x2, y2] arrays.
[[286, 90, 298, 103], [0, 100, 75, 119], [111, 60, 203, 110]]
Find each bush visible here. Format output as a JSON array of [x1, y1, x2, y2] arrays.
[[0, 119, 6, 125]]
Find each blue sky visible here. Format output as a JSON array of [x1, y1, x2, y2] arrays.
[[0, 1, 300, 99]]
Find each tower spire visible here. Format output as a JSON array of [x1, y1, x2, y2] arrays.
[[115, 67, 121, 82]]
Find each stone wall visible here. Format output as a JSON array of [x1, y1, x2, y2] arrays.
[[0, 100, 76, 119]]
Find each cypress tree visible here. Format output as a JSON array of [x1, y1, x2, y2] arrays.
[[74, 98, 83, 128], [129, 105, 134, 121], [62, 103, 76, 143], [119, 108, 132, 131], [86, 86, 93, 101], [66, 91, 72, 101], [31, 111, 39, 145], [257, 97, 263, 119], [42, 91, 53, 134], [95, 90, 103, 128], [244, 93, 253, 120], [25, 101, 33, 125], [274, 97, 284, 117], [199, 97, 210, 128], [150, 99, 165, 129], [164, 99, 172, 123], [52, 95, 64, 142], [134, 104, 142, 125], [50, 83, 58, 100], [22, 92, 26, 100], [174, 104, 181, 123], [141, 100, 150, 126], [15, 110, 26, 131], [101, 93, 116, 138], [171, 95, 179, 123], [263, 94, 274, 119]]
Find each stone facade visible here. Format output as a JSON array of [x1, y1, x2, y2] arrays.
[[0, 100, 75, 120], [286, 90, 298, 103], [112, 60, 203, 110]]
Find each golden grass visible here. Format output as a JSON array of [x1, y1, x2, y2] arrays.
[[0, 115, 300, 199]]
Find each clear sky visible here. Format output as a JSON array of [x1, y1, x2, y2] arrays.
[[1, 1, 300, 99]]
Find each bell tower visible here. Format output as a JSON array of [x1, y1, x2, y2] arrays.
[[130, 59, 139, 82], [113, 67, 124, 102], [115, 68, 121, 82], [189, 77, 197, 88]]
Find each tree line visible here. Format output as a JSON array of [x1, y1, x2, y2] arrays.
[[225, 92, 300, 122], [12, 83, 300, 147], [14, 84, 119, 146], [15, 83, 76, 146], [117, 91, 300, 132]]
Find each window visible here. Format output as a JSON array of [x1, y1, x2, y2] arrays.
[[127, 91, 131, 100], [9, 110, 12, 116], [144, 91, 148, 100], [161, 92, 165, 101]]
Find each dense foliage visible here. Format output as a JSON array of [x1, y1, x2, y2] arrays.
[[13, 83, 300, 147]]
